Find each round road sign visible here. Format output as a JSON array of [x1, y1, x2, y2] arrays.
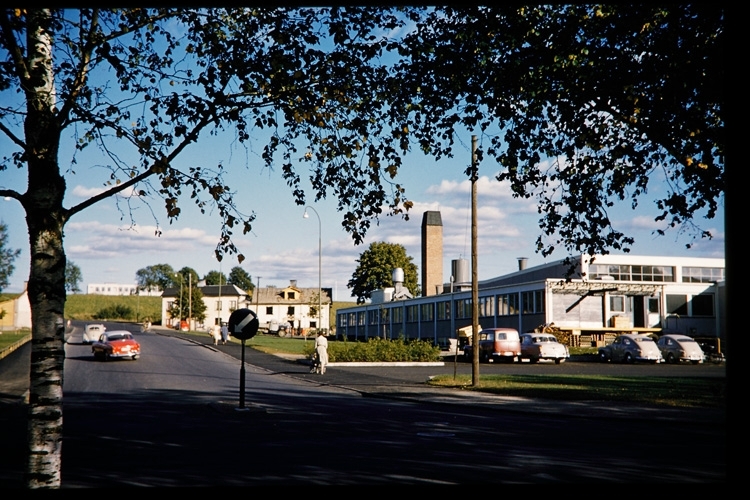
[[228, 308, 259, 340]]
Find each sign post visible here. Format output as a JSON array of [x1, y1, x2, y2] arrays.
[[228, 308, 259, 410]]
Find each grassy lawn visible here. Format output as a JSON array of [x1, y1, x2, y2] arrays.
[[65, 294, 162, 322], [171, 330, 314, 355], [246, 333, 314, 355], [427, 374, 726, 409], [0, 330, 31, 351]]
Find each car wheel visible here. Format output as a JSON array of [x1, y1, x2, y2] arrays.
[[132, 354, 139, 360], [555, 358, 562, 364], [530, 356, 539, 364], [599, 351, 609, 362], [624, 352, 634, 364], [667, 353, 676, 364], [691, 360, 700, 365]]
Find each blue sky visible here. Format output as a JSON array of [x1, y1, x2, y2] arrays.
[[1, 124, 725, 300]]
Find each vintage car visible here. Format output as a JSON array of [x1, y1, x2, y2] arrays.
[[656, 334, 704, 364], [520, 333, 569, 364], [463, 328, 521, 363], [92, 330, 141, 361], [82, 323, 106, 344], [598, 333, 662, 364]]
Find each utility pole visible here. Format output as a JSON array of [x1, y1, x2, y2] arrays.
[[255, 276, 261, 313], [218, 261, 222, 327], [471, 135, 480, 387], [188, 272, 192, 331]]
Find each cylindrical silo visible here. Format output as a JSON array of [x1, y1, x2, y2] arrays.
[[451, 259, 469, 284], [392, 267, 405, 284]]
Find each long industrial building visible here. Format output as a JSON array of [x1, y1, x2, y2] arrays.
[[335, 211, 725, 349]]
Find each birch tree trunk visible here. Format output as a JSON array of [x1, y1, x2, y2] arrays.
[[22, 9, 67, 488]]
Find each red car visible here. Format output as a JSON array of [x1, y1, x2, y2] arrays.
[[92, 331, 141, 361]]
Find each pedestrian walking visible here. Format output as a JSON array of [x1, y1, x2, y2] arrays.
[[210, 324, 221, 345], [314, 331, 328, 374], [220, 323, 229, 345]]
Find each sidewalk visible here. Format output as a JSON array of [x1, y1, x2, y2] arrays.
[[155, 327, 726, 425]]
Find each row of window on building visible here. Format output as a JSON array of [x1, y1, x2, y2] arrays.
[[588, 264, 724, 283], [338, 291, 715, 328]]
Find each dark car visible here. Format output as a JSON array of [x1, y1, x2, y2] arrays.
[[92, 331, 141, 361]]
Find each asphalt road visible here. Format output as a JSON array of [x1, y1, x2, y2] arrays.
[[0, 323, 728, 487]]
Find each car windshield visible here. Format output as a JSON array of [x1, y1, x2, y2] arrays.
[[678, 338, 697, 343], [107, 334, 131, 341], [635, 337, 654, 343]]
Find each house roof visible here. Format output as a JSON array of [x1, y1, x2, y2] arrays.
[[161, 284, 248, 298], [251, 286, 332, 305], [160, 284, 331, 305]]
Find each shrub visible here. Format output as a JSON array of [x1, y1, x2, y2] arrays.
[[94, 304, 134, 320], [303, 336, 442, 362]]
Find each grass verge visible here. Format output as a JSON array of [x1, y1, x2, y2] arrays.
[[428, 374, 726, 409], [0, 330, 31, 351]]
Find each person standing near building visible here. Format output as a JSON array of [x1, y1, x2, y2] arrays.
[[220, 322, 229, 345], [314, 331, 329, 374]]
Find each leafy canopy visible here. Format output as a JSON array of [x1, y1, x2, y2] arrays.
[[64, 261, 83, 294], [203, 270, 228, 286], [135, 264, 177, 291], [392, 5, 724, 264], [348, 241, 419, 304], [228, 266, 254, 292], [0, 221, 20, 293]]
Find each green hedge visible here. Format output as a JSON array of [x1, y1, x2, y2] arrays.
[[303, 336, 442, 362]]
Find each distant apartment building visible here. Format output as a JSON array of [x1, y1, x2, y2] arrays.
[[87, 283, 161, 296]]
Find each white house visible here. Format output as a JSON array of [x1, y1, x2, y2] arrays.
[[160, 280, 331, 334], [160, 283, 250, 330], [251, 280, 332, 334]]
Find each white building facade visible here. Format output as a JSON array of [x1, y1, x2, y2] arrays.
[[160, 280, 331, 333], [336, 254, 726, 349]]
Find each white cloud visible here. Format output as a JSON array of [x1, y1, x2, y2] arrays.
[[70, 184, 144, 199]]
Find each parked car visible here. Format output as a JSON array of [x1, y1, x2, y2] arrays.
[[92, 331, 141, 361], [463, 328, 521, 363], [520, 333, 569, 364], [656, 334, 704, 364], [598, 334, 663, 364], [82, 323, 106, 344]]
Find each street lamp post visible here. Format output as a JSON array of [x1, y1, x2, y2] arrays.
[[175, 273, 183, 329], [303, 206, 322, 335]]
